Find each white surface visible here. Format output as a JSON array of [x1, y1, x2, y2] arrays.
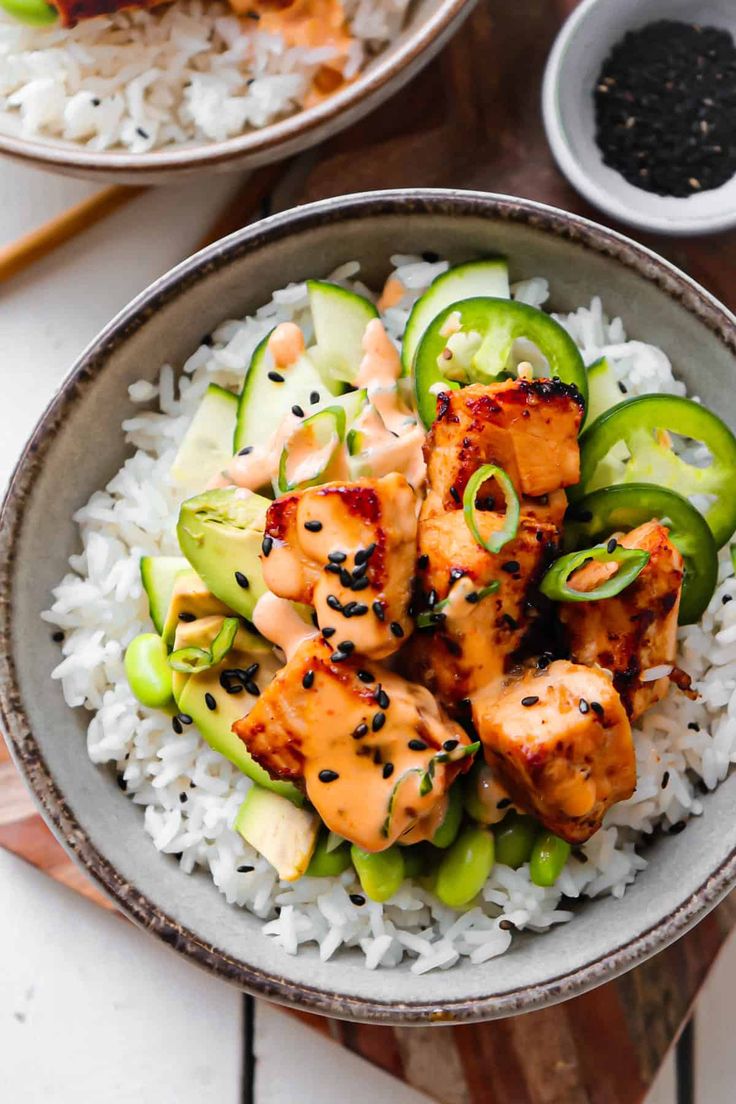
[[0, 154, 723, 1103]]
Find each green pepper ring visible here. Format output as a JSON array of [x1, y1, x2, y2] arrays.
[[564, 483, 719, 625], [412, 296, 588, 428], [573, 394, 736, 548], [277, 406, 347, 494], [0, 0, 57, 24]]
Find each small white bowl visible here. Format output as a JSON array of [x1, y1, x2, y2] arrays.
[[542, 0, 736, 236]]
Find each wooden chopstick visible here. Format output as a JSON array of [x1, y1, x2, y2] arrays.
[[0, 184, 148, 285]]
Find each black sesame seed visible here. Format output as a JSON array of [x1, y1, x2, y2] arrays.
[[310, 391, 321, 405], [245, 681, 260, 697], [618, 382, 628, 394], [267, 370, 284, 383], [382, 762, 395, 779], [291, 405, 305, 418], [52, 630, 65, 643], [353, 723, 368, 740], [375, 687, 390, 709], [449, 485, 461, 504], [238, 864, 255, 873], [496, 797, 512, 810], [328, 551, 347, 563], [372, 600, 385, 621], [325, 563, 342, 575], [352, 577, 370, 591], [262, 536, 273, 557], [417, 554, 429, 570], [502, 560, 520, 574], [498, 919, 515, 931], [322, 627, 336, 639], [501, 614, 519, 631], [590, 701, 604, 717], [136, 126, 149, 139], [179, 792, 188, 802], [178, 612, 196, 623], [408, 739, 428, 751], [177, 713, 193, 725], [465, 591, 480, 604], [326, 594, 342, 611], [372, 711, 386, 731], [355, 543, 376, 565], [688, 722, 700, 731], [443, 739, 459, 751], [669, 821, 687, 835], [606, 538, 618, 554], [205, 692, 217, 712], [351, 603, 369, 617], [238, 446, 253, 456], [661, 770, 670, 789], [521, 695, 539, 707], [579, 699, 590, 714], [319, 769, 339, 783], [331, 650, 349, 663], [172, 716, 183, 734], [117, 775, 127, 791], [91, 96, 101, 106], [390, 621, 405, 638], [357, 670, 374, 683], [243, 662, 260, 679], [342, 601, 357, 617], [339, 568, 353, 588], [349, 893, 366, 906], [339, 640, 355, 654], [302, 670, 315, 689], [304, 519, 323, 532], [723, 594, 733, 604], [234, 571, 250, 589], [352, 562, 368, 581]]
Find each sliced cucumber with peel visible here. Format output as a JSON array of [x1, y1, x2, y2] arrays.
[[584, 357, 623, 429], [307, 280, 378, 387], [401, 258, 510, 377], [171, 384, 238, 492], [233, 331, 335, 456], [140, 556, 189, 636]]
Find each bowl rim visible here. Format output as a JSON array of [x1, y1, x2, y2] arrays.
[[0, 0, 472, 178], [3, 187, 736, 1023], [541, 0, 736, 237]]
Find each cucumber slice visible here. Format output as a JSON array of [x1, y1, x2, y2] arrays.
[[307, 280, 378, 387], [140, 556, 189, 636], [584, 357, 624, 429], [171, 384, 238, 492], [277, 406, 347, 493], [401, 258, 509, 377], [234, 331, 333, 456]]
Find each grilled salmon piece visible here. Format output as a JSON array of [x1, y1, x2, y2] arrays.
[[559, 521, 684, 720], [473, 659, 635, 844], [233, 637, 472, 852], [261, 473, 417, 659], [405, 500, 558, 704], [426, 379, 584, 508]]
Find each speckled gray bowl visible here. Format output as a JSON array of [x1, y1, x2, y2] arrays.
[[2, 189, 736, 1024]]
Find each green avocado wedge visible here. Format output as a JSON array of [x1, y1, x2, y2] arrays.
[[172, 615, 303, 805], [0, 0, 57, 25], [413, 297, 587, 427], [177, 487, 270, 619]]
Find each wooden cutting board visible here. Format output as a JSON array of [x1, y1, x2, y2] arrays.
[[4, 1, 736, 1100]]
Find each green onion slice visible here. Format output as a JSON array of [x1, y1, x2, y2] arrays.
[[169, 616, 239, 673], [463, 464, 520, 555], [540, 544, 650, 603], [415, 581, 500, 628]]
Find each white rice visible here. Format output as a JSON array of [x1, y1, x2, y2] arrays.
[[42, 257, 736, 973], [0, 0, 410, 152]]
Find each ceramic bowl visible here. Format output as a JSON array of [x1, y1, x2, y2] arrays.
[[2, 189, 736, 1024], [0, 0, 473, 185], [542, 0, 736, 236]]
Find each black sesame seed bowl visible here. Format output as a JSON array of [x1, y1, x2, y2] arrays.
[[542, 0, 736, 235], [3, 189, 736, 1024]]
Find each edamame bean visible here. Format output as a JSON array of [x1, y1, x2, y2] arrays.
[[351, 844, 405, 902], [432, 782, 463, 849], [0, 0, 57, 25], [307, 833, 352, 877], [124, 633, 174, 709], [494, 813, 538, 869], [529, 831, 571, 887], [401, 844, 429, 879], [435, 826, 494, 909]]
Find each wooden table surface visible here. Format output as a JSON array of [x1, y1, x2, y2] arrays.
[[2, 1, 736, 1102]]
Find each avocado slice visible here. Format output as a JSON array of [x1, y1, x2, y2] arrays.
[[171, 615, 302, 805], [161, 570, 231, 647], [235, 787, 319, 881], [177, 488, 270, 620]]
